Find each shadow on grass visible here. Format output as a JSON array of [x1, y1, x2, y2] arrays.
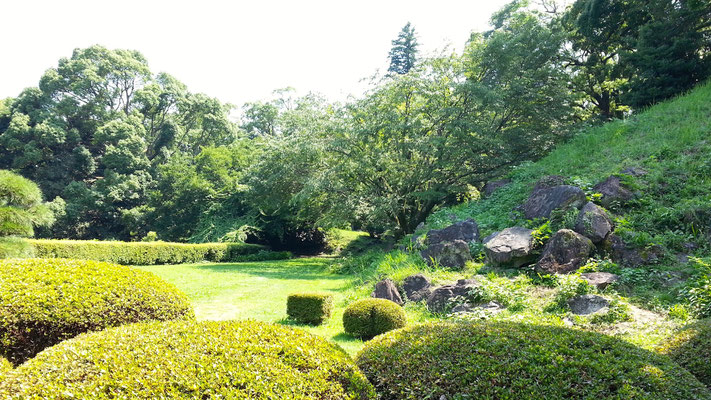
[[192, 258, 348, 281]]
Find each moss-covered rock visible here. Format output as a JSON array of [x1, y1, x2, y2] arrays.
[[0, 258, 194, 364], [0, 320, 376, 399], [343, 298, 406, 339], [659, 319, 711, 387], [356, 321, 711, 399]]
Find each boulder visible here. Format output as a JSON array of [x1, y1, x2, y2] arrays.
[[593, 175, 634, 207], [568, 295, 609, 315], [606, 234, 664, 267], [621, 167, 647, 177], [535, 229, 594, 274], [482, 179, 512, 197], [371, 279, 404, 306], [580, 272, 620, 290], [450, 300, 504, 315], [420, 240, 471, 269], [574, 202, 614, 243], [483, 227, 536, 268], [403, 274, 432, 302], [521, 183, 586, 220], [533, 175, 566, 190], [427, 279, 479, 313], [426, 219, 480, 245]]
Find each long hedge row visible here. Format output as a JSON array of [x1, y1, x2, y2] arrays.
[[25, 239, 290, 265]]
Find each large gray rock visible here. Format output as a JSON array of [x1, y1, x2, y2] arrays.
[[535, 229, 594, 274], [371, 279, 404, 306], [426, 219, 480, 245], [427, 279, 479, 313], [483, 227, 536, 268], [482, 179, 512, 197], [606, 234, 664, 267], [451, 300, 504, 315], [521, 181, 586, 220], [420, 240, 472, 269], [575, 202, 614, 243], [403, 274, 432, 302], [568, 295, 609, 315], [593, 175, 634, 207], [580, 272, 620, 290]]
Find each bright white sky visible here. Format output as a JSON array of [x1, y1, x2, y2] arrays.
[[1, 0, 512, 107]]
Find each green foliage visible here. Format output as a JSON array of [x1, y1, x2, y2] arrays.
[[0, 357, 11, 378], [27, 238, 272, 265], [683, 258, 711, 318], [0, 258, 194, 364], [658, 319, 711, 388], [356, 321, 711, 399], [387, 22, 419, 75], [0, 170, 55, 238], [0, 320, 376, 399], [343, 299, 407, 339], [546, 274, 591, 312], [588, 297, 633, 324], [287, 293, 334, 325]]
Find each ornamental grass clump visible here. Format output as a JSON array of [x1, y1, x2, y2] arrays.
[[356, 321, 711, 399], [343, 298, 406, 340], [0, 320, 376, 400], [287, 293, 334, 325], [0, 258, 194, 364]]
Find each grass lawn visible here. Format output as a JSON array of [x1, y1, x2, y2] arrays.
[[138, 257, 426, 354]]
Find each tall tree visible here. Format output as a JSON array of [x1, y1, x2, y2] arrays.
[[388, 22, 419, 75]]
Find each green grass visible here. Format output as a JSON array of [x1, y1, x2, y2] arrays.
[[137, 257, 430, 354]]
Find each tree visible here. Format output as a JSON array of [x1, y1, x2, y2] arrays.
[[0, 170, 57, 239], [388, 22, 419, 75]]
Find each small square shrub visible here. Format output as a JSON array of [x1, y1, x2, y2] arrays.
[[287, 293, 334, 325]]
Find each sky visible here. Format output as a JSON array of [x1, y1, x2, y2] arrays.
[[1, 0, 513, 108]]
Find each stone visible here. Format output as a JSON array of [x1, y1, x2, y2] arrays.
[[426, 279, 480, 313], [606, 234, 664, 267], [580, 272, 620, 290], [568, 295, 609, 315], [482, 179, 512, 197], [593, 175, 634, 207], [420, 240, 472, 269], [621, 167, 647, 177], [450, 300, 504, 315], [371, 279, 404, 306], [483, 227, 536, 268], [426, 219, 480, 245], [403, 274, 432, 302], [521, 183, 586, 220], [574, 202, 614, 243], [535, 229, 594, 274]]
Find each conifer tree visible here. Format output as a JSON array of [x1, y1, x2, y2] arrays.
[[388, 22, 419, 75]]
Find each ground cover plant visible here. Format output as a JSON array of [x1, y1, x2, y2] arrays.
[[659, 319, 711, 387], [0, 320, 376, 399], [356, 321, 711, 399], [0, 258, 194, 364]]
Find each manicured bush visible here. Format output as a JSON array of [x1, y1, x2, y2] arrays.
[[658, 319, 711, 387], [343, 298, 406, 339], [356, 321, 711, 399], [27, 239, 280, 265], [0, 320, 376, 399], [0, 258, 194, 364], [0, 357, 11, 379], [287, 293, 334, 324]]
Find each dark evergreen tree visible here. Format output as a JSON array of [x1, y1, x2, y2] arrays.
[[388, 22, 419, 75]]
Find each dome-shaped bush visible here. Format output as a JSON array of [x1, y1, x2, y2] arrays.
[[0, 258, 194, 364], [356, 321, 711, 399], [658, 319, 711, 387], [0, 320, 376, 399], [343, 298, 406, 339], [0, 357, 11, 379]]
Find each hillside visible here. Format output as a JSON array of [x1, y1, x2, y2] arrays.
[[341, 81, 711, 350]]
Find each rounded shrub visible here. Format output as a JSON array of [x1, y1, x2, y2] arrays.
[[287, 292, 334, 325], [0, 357, 11, 379], [356, 321, 711, 400], [658, 319, 711, 387], [343, 298, 406, 339], [0, 320, 376, 399], [0, 258, 194, 364]]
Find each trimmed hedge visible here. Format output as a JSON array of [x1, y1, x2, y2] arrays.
[[0, 357, 11, 380], [659, 319, 711, 387], [343, 298, 406, 340], [356, 321, 711, 399], [0, 320, 376, 399], [27, 239, 287, 265], [0, 258, 194, 364], [287, 293, 334, 325]]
